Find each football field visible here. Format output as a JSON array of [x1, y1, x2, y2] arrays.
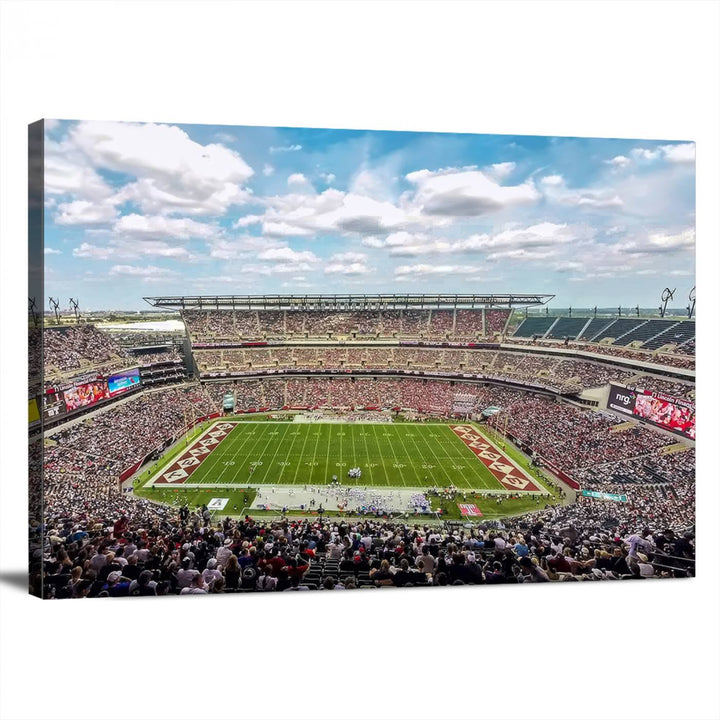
[[144, 419, 544, 493]]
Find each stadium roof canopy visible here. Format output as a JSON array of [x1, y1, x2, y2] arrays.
[[144, 293, 555, 311]]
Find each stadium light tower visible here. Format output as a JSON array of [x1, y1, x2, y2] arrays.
[[687, 286, 696, 319], [69, 298, 80, 323], [28, 297, 39, 327], [659, 287, 676, 318], [49, 297, 60, 325]]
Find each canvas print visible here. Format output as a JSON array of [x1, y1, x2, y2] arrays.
[[28, 120, 696, 599]]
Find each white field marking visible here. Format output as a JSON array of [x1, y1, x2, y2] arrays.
[[249, 423, 290, 484], [254, 423, 293, 484], [323, 424, 333, 484], [350, 423, 357, 471], [370, 423, 392, 486], [404, 425, 473, 490], [390, 424, 423, 486], [436, 425, 481, 490], [228, 422, 275, 483], [291, 424, 314, 484], [308, 422, 324, 484], [175, 483, 543, 494], [276, 419, 303, 483], [417, 425, 464, 489], [201, 422, 258, 485], [359, 423, 376, 486]]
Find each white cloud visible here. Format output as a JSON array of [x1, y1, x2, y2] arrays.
[[406, 167, 540, 216], [73, 240, 196, 261], [325, 251, 372, 275], [55, 199, 118, 225], [320, 172, 336, 185], [552, 261, 584, 272], [329, 251, 367, 263], [606, 155, 631, 168], [233, 214, 263, 228], [109, 264, 176, 278], [659, 142, 695, 164], [269, 144, 302, 153], [614, 228, 695, 256], [206, 236, 285, 261], [325, 261, 372, 276], [364, 222, 588, 259], [73, 243, 116, 260], [485, 162, 516, 180], [631, 147, 660, 161], [68, 121, 254, 215], [214, 132, 237, 144], [262, 164, 275, 176], [44, 248, 62, 255], [113, 213, 218, 240], [394, 264, 485, 279], [541, 175, 623, 209], [259, 187, 439, 237], [349, 168, 395, 201], [288, 173, 308, 186], [44, 142, 115, 201], [258, 247, 319, 264]]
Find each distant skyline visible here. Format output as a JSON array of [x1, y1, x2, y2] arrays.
[[43, 120, 695, 311]]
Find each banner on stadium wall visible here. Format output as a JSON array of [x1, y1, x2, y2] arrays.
[[607, 384, 695, 440], [581, 489, 628, 503], [119, 459, 144, 482], [537, 455, 581, 491]]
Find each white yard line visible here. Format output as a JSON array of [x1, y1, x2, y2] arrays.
[[253, 423, 293, 484]]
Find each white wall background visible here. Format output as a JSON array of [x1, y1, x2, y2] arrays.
[[1, 2, 718, 719]]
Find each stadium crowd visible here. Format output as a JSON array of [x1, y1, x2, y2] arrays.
[[181, 308, 508, 343], [34, 491, 694, 598], [625, 376, 695, 400], [44, 325, 130, 376], [195, 346, 642, 392], [202, 377, 526, 414], [489, 395, 671, 472], [132, 350, 183, 366]]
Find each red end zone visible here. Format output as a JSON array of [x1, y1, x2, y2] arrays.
[[153, 422, 237, 485], [450, 425, 540, 492]]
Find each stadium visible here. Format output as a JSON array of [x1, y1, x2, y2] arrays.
[[30, 292, 696, 597]]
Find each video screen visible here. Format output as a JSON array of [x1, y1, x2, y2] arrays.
[[634, 393, 695, 439], [63, 381, 110, 412], [107, 368, 141, 397], [607, 384, 695, 440], [43, 391, 67, 420]]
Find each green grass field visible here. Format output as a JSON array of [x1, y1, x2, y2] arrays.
[[133, 418, 561, 519], [146, 420, 546, 491]]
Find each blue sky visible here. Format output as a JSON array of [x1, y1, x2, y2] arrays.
[[42, 120, 695, 311]]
